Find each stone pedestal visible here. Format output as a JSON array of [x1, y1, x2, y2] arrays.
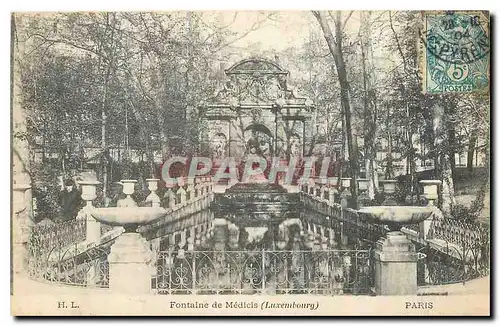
[[79, 180, 101, 244], [419, 180, 443, 239], [419, 216, 434, 240], [108, 232, 155, 294], [86, 210, 101, 245], [146, 179, 161, 207], [373, 232, 418, 295]]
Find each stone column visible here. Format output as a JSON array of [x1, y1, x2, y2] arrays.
[[12, 184, 31, 275], [189, 226, 197, 250], [165, 188, 176, 209], [308, 179, 315, 195], [380, 180, 398, 205], [339, 194, 349, 246], [419, 180, 443, 239], [373, 231, 418, 295], [177, 186, 187, 207], [188, 184, 196, 203], [340, 223, 349, 246], [79, 180, 101, 245], [227, 223, 239, 249], [328, 187, 337, 205], [340, 178, 352, 208], [195, 228, 202, 247], [187, 234, 195, 251], [194, 183, 201, 199], [179, 230, 187, 248], [328, 227, 337, 247]]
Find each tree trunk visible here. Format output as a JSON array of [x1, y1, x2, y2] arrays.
[[385, 106, 394, 179], [314, 11, 359, 204], [432, 103, 456, 215], [101, 103, 107, 198], [360, 14, 376, 199], [467, 131, 478, 172], [99, 13, 118, 200], [447, 122, 457, 173]]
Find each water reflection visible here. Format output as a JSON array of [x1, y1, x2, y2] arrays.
[[152, 206, 374, 295], [152, 206, 377, 254]]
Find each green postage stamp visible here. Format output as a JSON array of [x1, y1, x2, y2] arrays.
[[420, 11, 490, 94]]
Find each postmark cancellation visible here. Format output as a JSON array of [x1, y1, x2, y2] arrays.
[[420, 11, 490, 94]]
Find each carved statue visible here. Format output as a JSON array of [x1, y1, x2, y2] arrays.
[[212, 134, 227, 158]]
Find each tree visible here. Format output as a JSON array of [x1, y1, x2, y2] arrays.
[[358, 11, 381, 199], [312, 10, 359, 204], [15, 12, 274, 194]]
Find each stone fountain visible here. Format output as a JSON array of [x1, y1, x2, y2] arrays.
[[358, 205, 435, 296], [91, 180, 168, 294]]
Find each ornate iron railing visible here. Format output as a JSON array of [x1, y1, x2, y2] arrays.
[[153, 249, 373, 295], [30, 219, 87, 252], [28, 220, 110, 288], [428, 217, 489, 248], [417, 240, 490, 286], [340, 208, 386, 245]]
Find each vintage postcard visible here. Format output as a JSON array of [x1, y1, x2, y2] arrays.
[[11, 10, 490, 316]]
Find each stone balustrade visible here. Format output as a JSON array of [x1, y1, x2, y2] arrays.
[[162, 176, 214, 210], [24, 172, 489, 296], [301, 178, 446, 240], [26, 175, 215, 290], [301, 176, 489, 255]]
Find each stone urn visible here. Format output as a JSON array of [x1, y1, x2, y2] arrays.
[[357, 205, 435, 296], [341, 178, 351, 189], [420, 180, 442, 206], [328, 177, 338, 187], [91, 207, 167, 232], [121, 179, 137, 195], [145, 178, 161, 207], [117, 179, 138, 207], [80, 180, 101, 207], [379, 180, 398, 194], [91, 206, 167, 294], [357, 178, 369, 192], [357, 206, 434, 232]]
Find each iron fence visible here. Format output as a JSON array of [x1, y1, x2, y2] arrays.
[[417, 239, 490, 286], [28, 220, 109, 288], [153, 249, 373, 295], [428, 217, 489, 248], [30, 219, 86, 252]]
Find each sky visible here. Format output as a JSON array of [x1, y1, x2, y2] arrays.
[[201, 11, 316, 52]]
